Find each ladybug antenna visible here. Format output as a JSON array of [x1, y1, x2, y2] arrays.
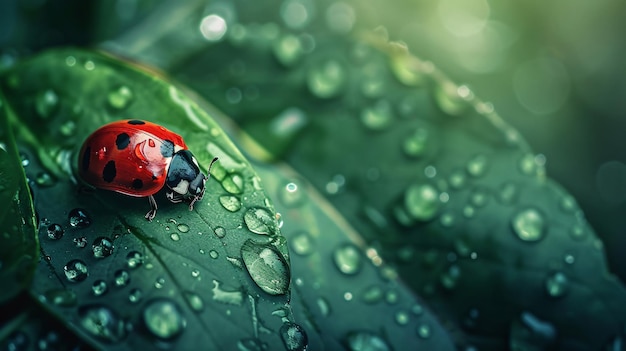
[[207, 157, 219, 178]]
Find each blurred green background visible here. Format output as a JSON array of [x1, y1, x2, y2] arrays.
[[2, 0, 624, 282]]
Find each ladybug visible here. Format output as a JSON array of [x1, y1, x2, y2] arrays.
[[78, 119, 218, 221]]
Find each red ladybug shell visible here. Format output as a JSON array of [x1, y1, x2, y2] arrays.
[[79, 119, 187, 197]]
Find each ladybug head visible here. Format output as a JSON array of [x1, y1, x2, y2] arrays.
[[166, 151, 217, 209]]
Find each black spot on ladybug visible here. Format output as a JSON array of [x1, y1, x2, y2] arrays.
[[161, 140, 174, 158], [102, 161, 116, 183], [132, 179, 143, 189], [128, 120, 145, 125], [81, 147, 91, 171], [115, 133, 130, 150]]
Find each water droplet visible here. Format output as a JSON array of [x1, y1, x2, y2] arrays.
[[290, 232, 313, 256], [59, 120, 76, 137], [360, 100, 393, 130], [92, 280, 107, 296], [78, 305, 126, 342], [64, 259, 88, 282], [222, 172, 244, 194], [273, 34, 303, 66], [545, 272, 568, 298], [317, 297, 331, 316], [143, 298, 186, 340], [345, 331, 391, 351], [183, 291, 204, 312], [191, 269, 200, 278], [498, 182, 518, 205], [68, 208, 91, 228], [402, 127, 430, 158], [385, 290, 398, 304], [209, 250, 219, 259], [219, 195, 242, 212], [170, 233, 180, 241], [280, 323, 308, 351], [107, 86, 133, 110], [449, 170, 466, 190], [35, 89, 58, 119], [466, 154, 488, 177], [123, 289, 140, 305], [73, 237, 87, 248], [417, 323, 431, 339], [570, 225, 587, 241], [214, 226, 226, 238], [518, 153, 537, 175], [4, 331, 28, 351], [511, 208, 546, 242], [212, 280, 243, 305], [155, 277, 165, 289], [440, 213, 455, 227], [390, 54, 427, 87], [307, 59, 347, 99], [395, 310, 410, 326], [326, 2, 355, 34], [244, 207, 278, 235], [126, 251, 143, 269], [65, 56, 76, 66], [44, 288, 77, 307], [325, 174, 346, 195], [440, 265, 461, 290], [199, 14, 227, 41], [333, 244, 362, 275], [46, 223, 64, 240], [404, 183, 441, 221], [560, 196, 578, 213], [177, 223, 189, 233], [35, 172, 56, 187], [84, 60, 95, 70], [92, 237, 114, 259], [278, 181, 305, 207], [361, 285, 383, 304], [114, 270, 130, 287], [564, 253, 575, 265], [435, 81, 469, 116], [241, 239, 290, 295], [469, 187, 489, 207]]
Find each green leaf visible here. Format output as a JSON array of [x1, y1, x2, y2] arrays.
[[160, 13, 626, 350], [252, 159, 457, 350], [0, 96, 38, 303], [0, 48, 295, 350]]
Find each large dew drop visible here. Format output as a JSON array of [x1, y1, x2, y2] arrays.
[[78, 305, 127, 343], [241, 239, 290, 295], [68, 208, 91, 228], [280, 323, 308, 351], [511, 208, 546, 242], [345, 331, 391, 351], [306, 59, 347, 99], [92, 237, 114, 258], [219, 195, 242, 212], [244, 207, 278, 235], [142, 298, 186, 340], [333, 244, 362, 275], [404, 184, 441, 221], [64, 259, 88, 282]]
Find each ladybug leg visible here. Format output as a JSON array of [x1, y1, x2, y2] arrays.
[[145, 195, 158, 221]]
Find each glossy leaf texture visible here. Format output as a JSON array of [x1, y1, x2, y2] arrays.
[[105, 2, 626, 350], [0, 49, 295, 350], [0, 97, 38, 303], [251, 158, 457, 350]]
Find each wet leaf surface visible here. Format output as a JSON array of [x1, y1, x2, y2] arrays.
[[0, 49, 294, 350], [0, 98, 38, 304]]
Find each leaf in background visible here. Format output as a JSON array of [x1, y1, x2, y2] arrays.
[[0, 97, 38, 304], [103, 2, 626, 349], [252, 158, 457, 350], [0, 48, 298, 350]]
